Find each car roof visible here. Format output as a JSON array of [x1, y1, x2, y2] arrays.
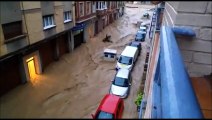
[[104, 48, 117, 54], [116, 69, 130, 78], [121, 46, 138, 57], [131, 41, 140, 46], [99, 94, 121, 114], [139, 26, 146, 29], [137, 31, 146, 34]]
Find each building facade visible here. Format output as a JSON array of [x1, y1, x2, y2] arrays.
[[94, 1, 125, 35], [0, 1, 125, 97], [73, 1, 96, 46], [162, 1, 212, 77], [140, 1, 212, 119], [0, 1, 75, 96]]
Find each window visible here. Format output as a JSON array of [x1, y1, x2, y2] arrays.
[[2, 21, 23, 40], [43, 15, 55, 30], [110, 54, 114, 58], [64, 11, 72, 23], [118, 56, 133, 65], [102, 2, 105, 9], [96, 2, 102, 10], [92, 1, 96, 13], [96, 2, 98, 9], [113, 77, 129, 87], [104, 2, 107, 9], [86, 2, 91, 14], [79, 2, 84, 17], [96, 111, 114, 119]]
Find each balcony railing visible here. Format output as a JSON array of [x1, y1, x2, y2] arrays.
[[96, 9, 107, 17], [149, 11, 157, 40], [139, 26, 203, 118]]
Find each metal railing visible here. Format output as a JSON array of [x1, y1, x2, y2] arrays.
[[139, 26, 203, 118]]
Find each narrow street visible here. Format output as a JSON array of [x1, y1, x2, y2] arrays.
[[0, 4, 154, 118]]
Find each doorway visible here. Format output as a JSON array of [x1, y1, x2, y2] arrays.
[[26, 57, 36, 80], [23, 51, 42, 85]]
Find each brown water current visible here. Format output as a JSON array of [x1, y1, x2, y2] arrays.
[[0, 3, 155, 118]]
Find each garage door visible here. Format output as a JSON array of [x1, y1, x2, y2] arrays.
[[58, 33, 69, 58], [39, 40, 55, 70], [0, 55, 22, 96], [74, 31, 84, 48]]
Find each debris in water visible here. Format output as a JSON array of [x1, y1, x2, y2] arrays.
[[102, 34, 113, 43]]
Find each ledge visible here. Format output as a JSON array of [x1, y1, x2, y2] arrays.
[[4, 34, 27, 44], [64, 19, 72, 23], [43, 25, 56, 30]]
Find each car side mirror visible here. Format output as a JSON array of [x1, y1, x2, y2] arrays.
[[91, 114, 95, 119]]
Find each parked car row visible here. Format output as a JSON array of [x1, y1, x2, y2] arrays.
[[135, 22, 148, 42], [92, 19, 148, 119]]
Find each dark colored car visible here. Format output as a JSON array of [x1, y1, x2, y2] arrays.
[[135, 31, 146, 42], [143, 12, 149, 19], [128, 41, 142, 55]]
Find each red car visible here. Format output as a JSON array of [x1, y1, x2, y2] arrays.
[[91, 94, 124, 119]]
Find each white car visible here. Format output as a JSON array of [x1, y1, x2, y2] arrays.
[[116, 46, 139, 71], [109, 69, 132, 98], [139, 26, 147, 33]]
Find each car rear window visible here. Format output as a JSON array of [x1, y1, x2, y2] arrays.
[[113, 77, 129, 87], [96, 111, 114, 119]]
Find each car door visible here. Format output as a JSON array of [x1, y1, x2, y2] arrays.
[[116, 101, 122, 118], [117, 100, 124, 118], [129, 74, 132, 85]]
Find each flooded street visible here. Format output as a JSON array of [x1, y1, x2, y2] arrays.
[[0, 3, 154, 118]]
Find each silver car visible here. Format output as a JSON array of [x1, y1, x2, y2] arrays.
[[109, 69, 132, 98]]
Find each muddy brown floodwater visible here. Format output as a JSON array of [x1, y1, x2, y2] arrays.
[[0, 3, 155, 118]]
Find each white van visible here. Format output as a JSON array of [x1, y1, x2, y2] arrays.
[[103, 48, 117, 62], [116, 46, 139, 71]]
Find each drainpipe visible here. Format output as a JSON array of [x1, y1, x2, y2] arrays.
[[19, 2, 31, 84], [21, 2, 30, 45]]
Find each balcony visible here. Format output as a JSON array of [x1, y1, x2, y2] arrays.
[[140, 26, 204, 118], [96, 9, 107, 17], [76, 13, 96, 23]]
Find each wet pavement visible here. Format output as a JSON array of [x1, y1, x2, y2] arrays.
[[0, 3, 155, 118]]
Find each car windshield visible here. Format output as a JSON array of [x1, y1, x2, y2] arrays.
[[96, 111, 114, 119], [136, 33, 142, 36], [131, 42, 139, 47], [131, 44, 138, 47], [137, 30, 146, 33], [137, 33, 145, 37], [118, 56, 133, 65], [113, 77, 129, 87]]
